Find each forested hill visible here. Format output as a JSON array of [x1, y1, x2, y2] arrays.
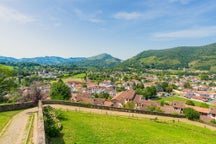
[[0, 53, 121, 68], [118, 43, 216, 71], [73, 53, 121, 68]]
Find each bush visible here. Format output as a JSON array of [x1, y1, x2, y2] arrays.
[[186, 100, 195, 106], [183, 108, 200, 120], [146, 105, 163, 113], [43, 106, 63, 137]]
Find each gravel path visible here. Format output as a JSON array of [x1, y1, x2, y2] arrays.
[[0, 108, 38, 144], [49, 104, 216, 131]]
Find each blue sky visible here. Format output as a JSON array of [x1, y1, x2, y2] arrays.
[[0, 0, 216, 60]]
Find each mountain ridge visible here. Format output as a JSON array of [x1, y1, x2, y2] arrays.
[[0, 53, 121, 67], [119, 43, 216, 71]]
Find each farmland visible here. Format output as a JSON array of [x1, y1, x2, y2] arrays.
[[51, 110, 216, 144]]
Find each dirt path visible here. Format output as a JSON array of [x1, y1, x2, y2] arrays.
[[0, 107, 38, 144], [49, 104, 216, 131]]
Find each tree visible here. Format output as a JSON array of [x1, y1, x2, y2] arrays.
[[183, 108, 200, 120], [165, 85, 173, 93], [50, 79, 71, 100], [199, 74, 209, 80], [183, 82, 191, 89], [185, 100, 195, 106], [123, 101, 135, 109], [143, 86, 157, 100], [0, 65, 17, 102]]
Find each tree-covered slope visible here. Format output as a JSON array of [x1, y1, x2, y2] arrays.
[[119, 43, 216, 71], [73, 53, 121, 68], [0, 53, 121, 68]]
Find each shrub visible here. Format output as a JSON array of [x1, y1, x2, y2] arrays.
[[183, 108, 200, 120], [185, 100, 195, 106], [146, 105, 163, 113], [43, 106, 63, 137]]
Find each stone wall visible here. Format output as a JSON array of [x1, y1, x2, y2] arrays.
[[0, 102, 36, 112], [42, 100, 185, 118], [37, 100, 46, 144]]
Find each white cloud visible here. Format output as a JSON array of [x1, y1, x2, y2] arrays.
[[113, 12, 142, 20], [0, 5, 34, 23], [152, 26, 216, 39]]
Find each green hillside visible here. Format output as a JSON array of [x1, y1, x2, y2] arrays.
[[73, 53, 121, 68], [119, 43, 216, 71]]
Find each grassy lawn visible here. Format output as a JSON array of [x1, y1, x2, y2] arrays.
[[0, 110, 21, 131], [51, 110, 216, 144], [62, 73, 86, 83], [155, 96, 210, 108]]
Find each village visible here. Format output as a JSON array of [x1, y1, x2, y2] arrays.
[[17, 70, 216, 123]]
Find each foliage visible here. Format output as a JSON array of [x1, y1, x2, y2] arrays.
[[210, 120, 216, 124], [0, 65, 17, 102], [143, 86, 157, 99], [183, 108, 200, 120], [93, 93, 110, 99], [199, 74, 209, 80], [145, 105, 163, 112], [123, 101, 135, 109], [43, 106, 63, 138], [186, 100, 195, 106], [183, 82, 192, 89], [156, 82, 173, 93], [116, 86, 126, 92], [50, 79, 71, 100], [118, 43, 216, 70]]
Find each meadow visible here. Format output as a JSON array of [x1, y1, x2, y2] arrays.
[[51, 110, 216, 144], [156, 96, 210, 108]]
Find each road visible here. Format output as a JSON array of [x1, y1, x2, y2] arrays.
[[0, 108, 38, 144]]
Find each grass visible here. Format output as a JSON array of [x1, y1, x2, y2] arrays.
[[51, 110, 216, 144], [155, 96, 210, 108], [0, 110, 21, 132], [62, 73, 86, 83]]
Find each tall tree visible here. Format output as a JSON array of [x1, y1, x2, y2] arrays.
[[0, 65, 17, 102], [50, 79, 71, 100]]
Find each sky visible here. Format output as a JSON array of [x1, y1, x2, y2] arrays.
[[0, 0, 216, 60]]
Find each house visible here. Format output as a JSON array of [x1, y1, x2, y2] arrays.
[[93, 98, 106, 106], [197, 85, 208, 91], [136, 100, 160, 110], [111, 90, 136, 108], [209, 108, 216, 121], [186, 105, 209, 116], [191, 95, 208, 102], [72, 93, 92, 103], [104, 101, 112, 107], [172, 101, 185, 113], [160, 105, 178, 114], [194, 91, 209, 97]]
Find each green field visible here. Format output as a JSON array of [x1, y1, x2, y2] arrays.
[[51, 110, 216, 144], [62, 73, 86, 82], [156, 96, 210, 108], [0, 110, 21, 131]]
